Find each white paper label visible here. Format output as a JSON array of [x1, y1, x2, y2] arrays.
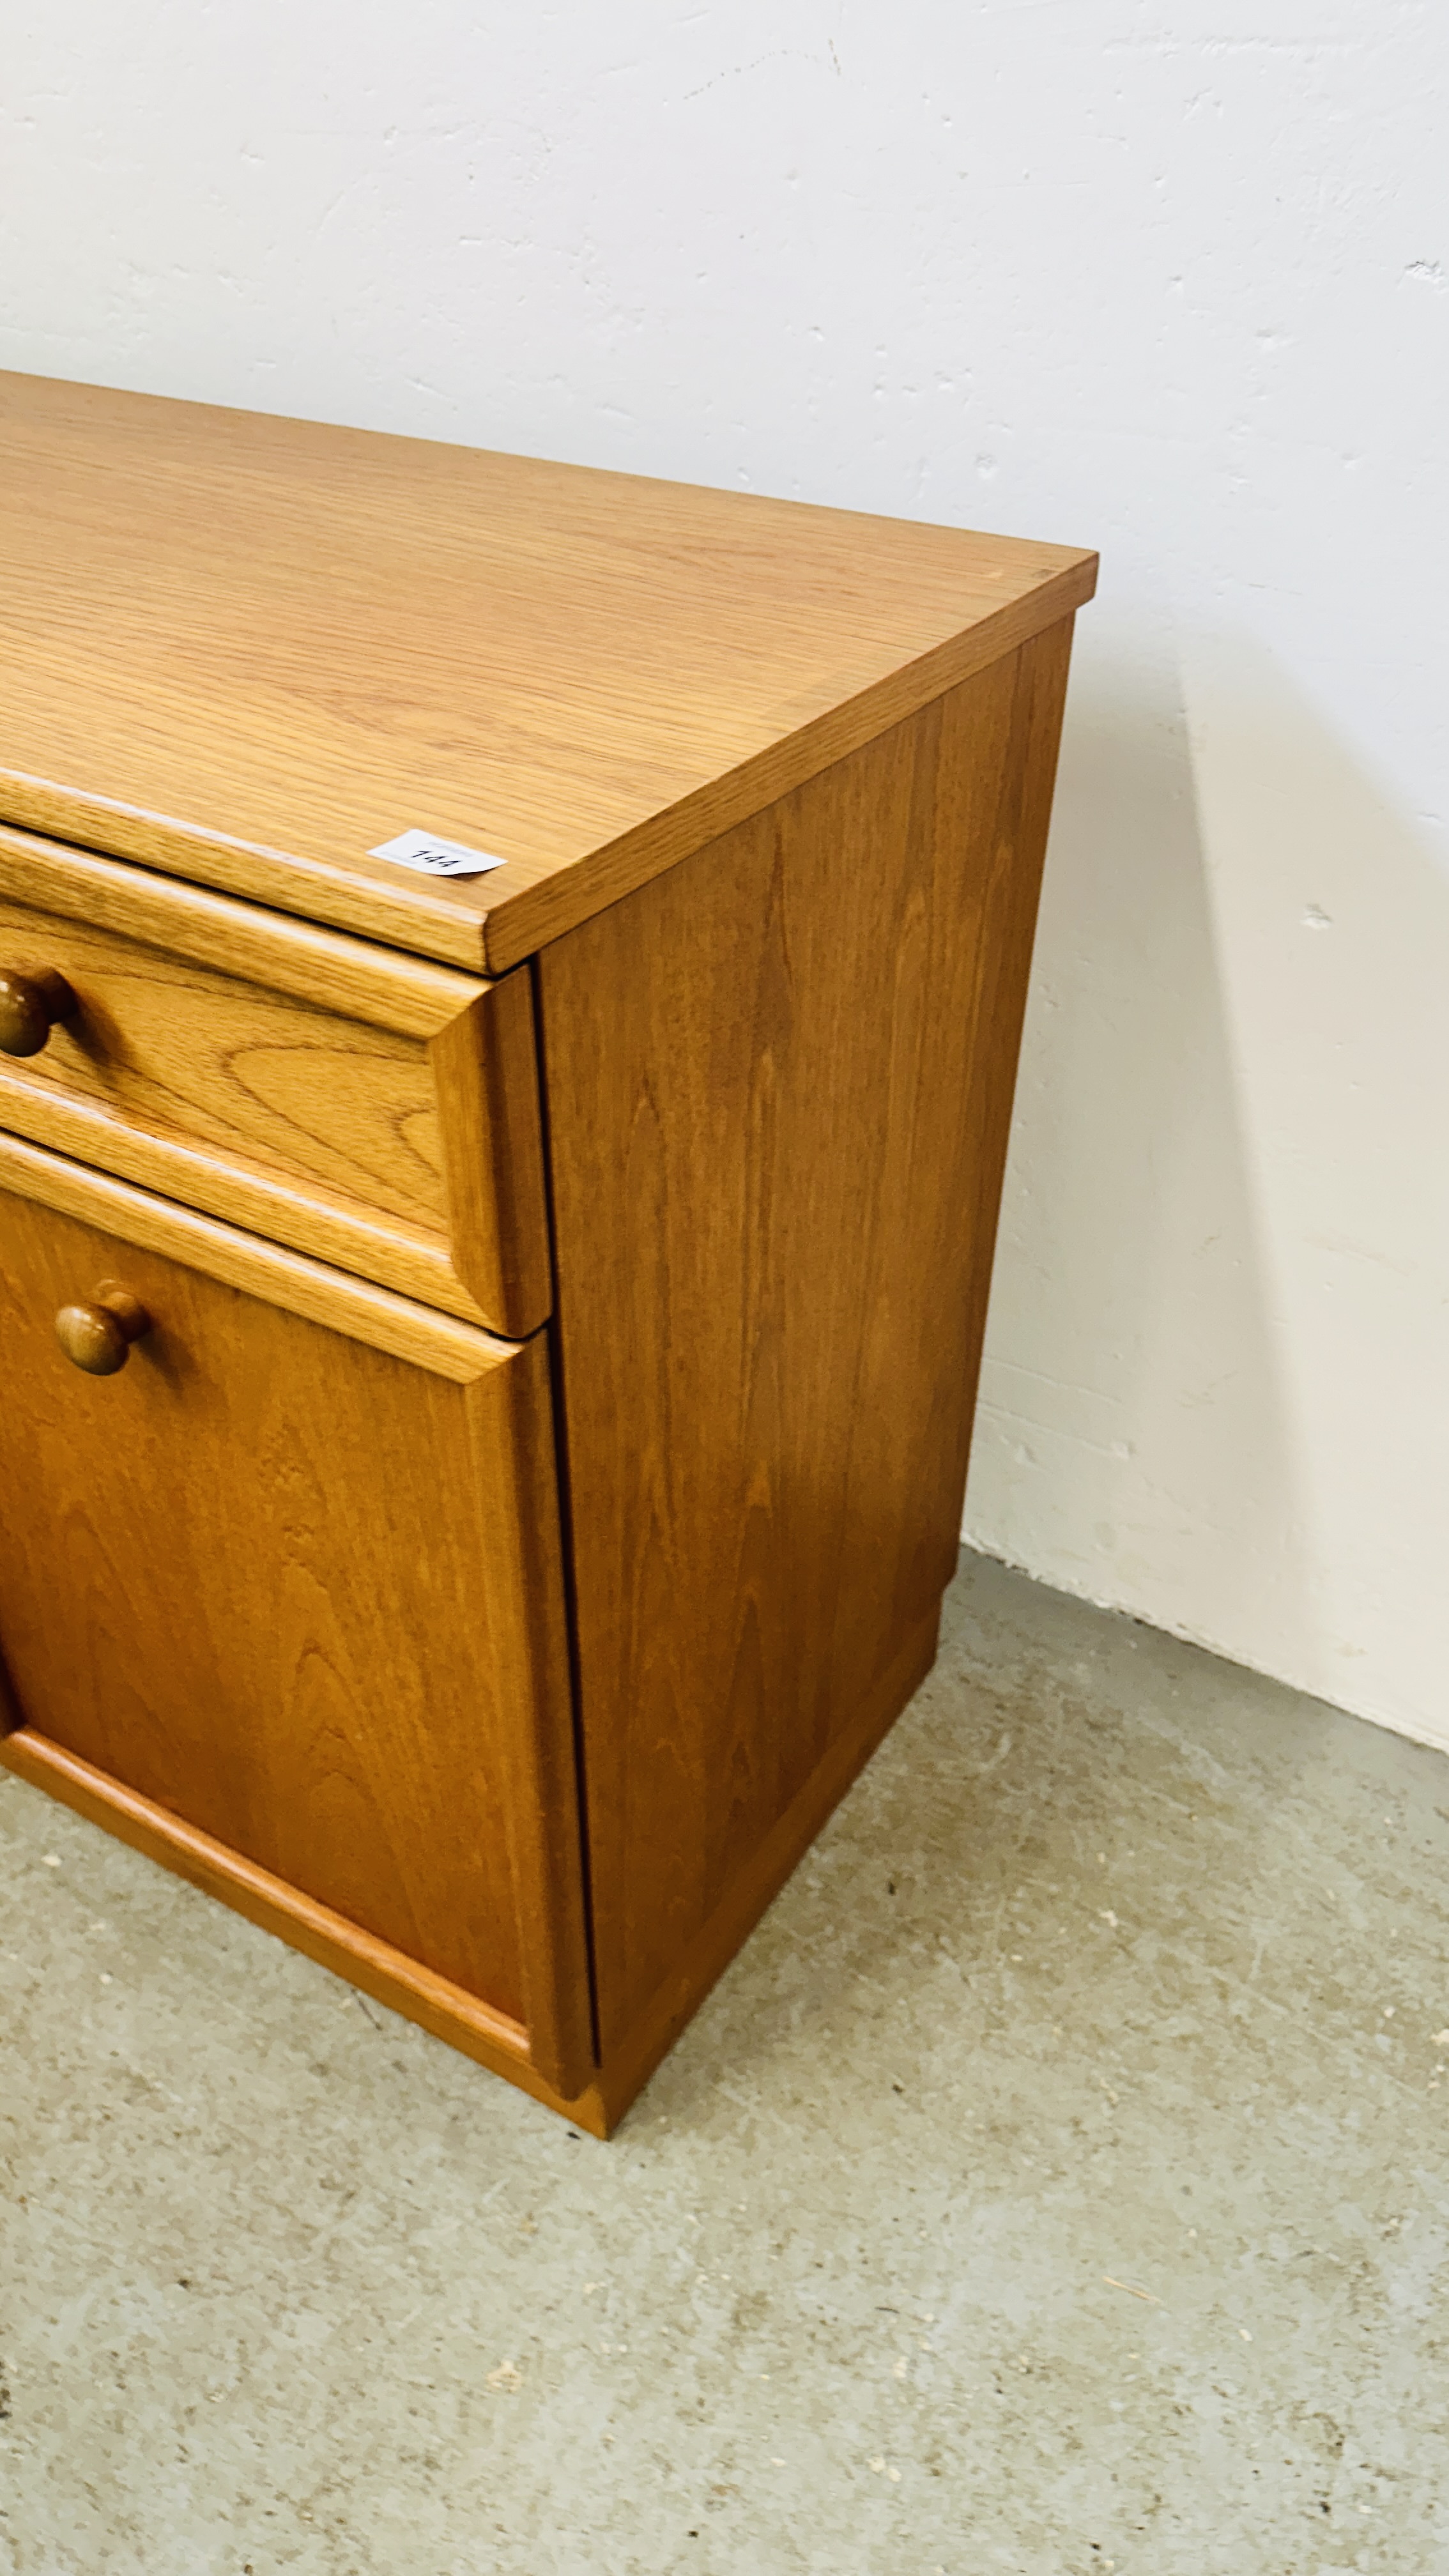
[[369, 828, 507, 879]]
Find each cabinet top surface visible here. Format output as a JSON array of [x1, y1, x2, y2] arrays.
[[0, 372, 1095, 971]]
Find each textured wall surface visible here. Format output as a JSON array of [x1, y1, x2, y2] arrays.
[[3, 3, 1446, 1742]]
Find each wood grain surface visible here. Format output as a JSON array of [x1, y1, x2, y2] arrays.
[[0, 885, 450, 1222], [0, 1071, 477, 1322], [0, 839, 553, 1333], [0, 822, 486, 1035], [427, 973, 553, 1335], [590, 1609, 940, 2130], [0, 374, 1096, 970], [0, 1130, 511, 1382], [538, 624, 1075, 2064], [0, 1179, 592, 2090]]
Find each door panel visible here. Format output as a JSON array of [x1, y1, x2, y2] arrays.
[[0, 1177, 574, 2034]]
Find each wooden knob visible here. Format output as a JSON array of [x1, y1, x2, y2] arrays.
[[0, 965, 76, 1057], [55, 1282, 151, 1376]]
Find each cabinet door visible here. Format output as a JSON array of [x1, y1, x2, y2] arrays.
[[0, 1138, 590, 2097]]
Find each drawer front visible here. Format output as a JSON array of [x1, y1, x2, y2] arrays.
[[0, 827, 551, 1335], [0, 1133, 590, 2096]]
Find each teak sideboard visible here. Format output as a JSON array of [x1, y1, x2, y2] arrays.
[[0, 374, 1094, 2133]]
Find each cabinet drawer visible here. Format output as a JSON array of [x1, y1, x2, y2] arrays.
[[0, 826, 551, 1335], [0, 1130, 590, 2099]]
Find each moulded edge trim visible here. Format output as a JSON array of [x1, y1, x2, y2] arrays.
[[0, 1728, 612, 2135], [0, 1128, 515, 1381]]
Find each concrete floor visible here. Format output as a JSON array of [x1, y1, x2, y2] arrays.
[[3, 1552, 1448, 2575]]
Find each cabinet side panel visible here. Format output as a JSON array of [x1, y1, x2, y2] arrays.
[[537, 620, 1075, 2062]]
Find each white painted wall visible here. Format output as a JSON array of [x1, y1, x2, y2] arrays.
[[3, 4, 1446, 1743]]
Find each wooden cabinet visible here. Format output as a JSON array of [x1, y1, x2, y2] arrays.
[[0, 374, 1094, 2133]]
